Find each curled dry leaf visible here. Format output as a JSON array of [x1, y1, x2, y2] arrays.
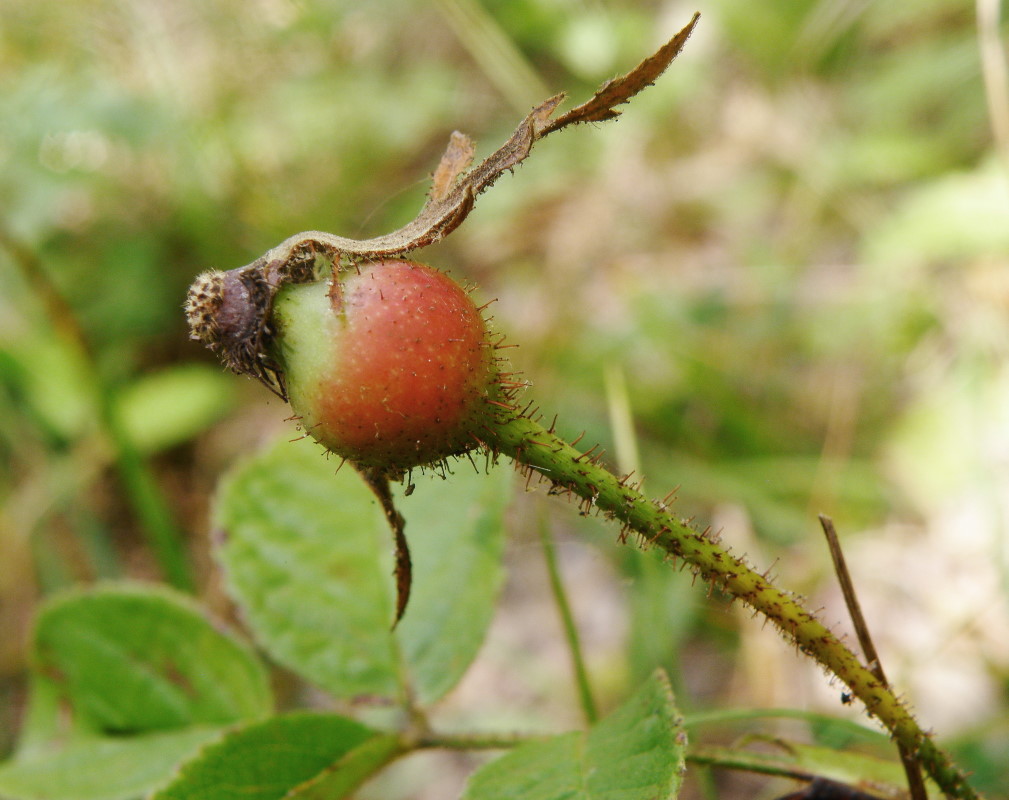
[[185, 12, 700, 395], [257, 11, 698, 267]]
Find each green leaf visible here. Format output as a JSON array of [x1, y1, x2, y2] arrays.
[[0, 727, 225, 800], [214, 436, 509, 703], [687, 741, 942, 798], [114, 364, 237, 453], [214, 438, 399, 698], [464, 733, 585, 799], [4, 335, 97, 442], [32, 582, 271, 734], [151, 713, 392, 800], [12, 675, 58, 761], [864, 162, 1009, 271], [393, 463, 510, 704], [462, 670, 686, 800], [683, 707, 891, 749], [287, 733, 404, 799]]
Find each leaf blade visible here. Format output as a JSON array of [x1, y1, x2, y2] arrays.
[[214, 437, 399, 699], [0, 727, 226, 800], [151, 713, 380, 800], [214, 438, 510, 703], [461, 670, 686, 800], [394, 464, 510, 704], [31, 582, 271, 734]]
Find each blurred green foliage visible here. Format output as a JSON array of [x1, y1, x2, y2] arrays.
[[2, 0, 1008, 794]]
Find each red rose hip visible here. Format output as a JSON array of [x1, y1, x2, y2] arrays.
[[271, 259, 500, 473]]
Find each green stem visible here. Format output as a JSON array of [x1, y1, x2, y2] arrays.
[[486, 413, 981, 800], [102, 397, 195, 592], [537, 507, 599, 724], [416, 731, 532, 751]]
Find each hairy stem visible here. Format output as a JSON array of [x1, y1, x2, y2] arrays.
[[485, 413, 981, 800]]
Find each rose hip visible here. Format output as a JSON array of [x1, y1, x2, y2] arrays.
[[271, 260, 501, 473]]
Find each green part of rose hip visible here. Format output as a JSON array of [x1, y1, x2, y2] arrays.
[[271, 260, 503, 474]]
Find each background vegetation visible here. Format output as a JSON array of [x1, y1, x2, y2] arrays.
[[1, 0, 1008, 796]]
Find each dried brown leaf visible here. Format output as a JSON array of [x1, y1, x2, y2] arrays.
[[245, 13, 700, 271], [187, 13, 701, 397]]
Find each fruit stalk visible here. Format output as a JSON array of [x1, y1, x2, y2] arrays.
[[485, 413, 979, 800]]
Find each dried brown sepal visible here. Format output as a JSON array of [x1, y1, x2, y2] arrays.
[[185, 265, 288, 397], [185, 14, 700, 388], [541, 15, 700, 135], [185, 241, 324, 397], [430, 131, 476, 204], [250, 12, 699, 266]]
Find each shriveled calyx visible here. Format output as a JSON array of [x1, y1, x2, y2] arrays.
[[185, 248, 318, 398]]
